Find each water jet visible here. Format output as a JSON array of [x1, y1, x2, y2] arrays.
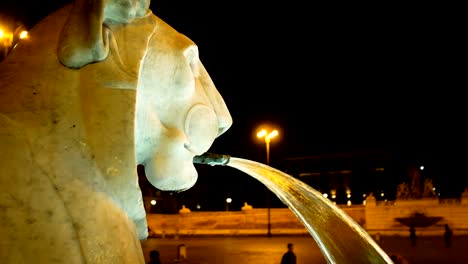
[[194, 153, 393, 263]]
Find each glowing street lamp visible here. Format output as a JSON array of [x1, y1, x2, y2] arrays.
[[226, 197, 232, 211], [256, 128, 279, 238], [19, 30, 28, 39], [257, 129, 278, 165], [0, 25, 28, 59], [0, 28, 12, 58]]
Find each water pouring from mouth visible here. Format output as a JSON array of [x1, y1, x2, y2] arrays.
[[194, 152, 393, 264]]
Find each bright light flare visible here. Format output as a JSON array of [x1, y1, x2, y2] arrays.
[[19, 30, 28, 39], [257, 129, 267, 138], [267, 130, 278, 140], [257, 129, 279, 141]]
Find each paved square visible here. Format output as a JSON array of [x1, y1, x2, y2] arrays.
[[141, 235, 468, 263]]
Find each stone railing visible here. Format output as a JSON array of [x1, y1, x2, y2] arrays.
[[146, 206, 365, 237], [146, 191, 468, 237], [364, 191, 468, 236]]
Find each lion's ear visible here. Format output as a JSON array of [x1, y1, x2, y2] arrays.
[[57, 0, 151, 69], [58, 0, 109, 69]]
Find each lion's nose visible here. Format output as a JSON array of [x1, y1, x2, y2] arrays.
[[197, 62, 233, 138], [217, 113, 233, 137]]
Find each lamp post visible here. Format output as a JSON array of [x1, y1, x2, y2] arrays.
[[257, 128, 278, 237], [225, 197, 232, 211]]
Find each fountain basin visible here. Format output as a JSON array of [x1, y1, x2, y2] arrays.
[[395, 212, 443, 228]]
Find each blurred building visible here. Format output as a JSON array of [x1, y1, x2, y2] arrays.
[[280, 150, 404, 204]]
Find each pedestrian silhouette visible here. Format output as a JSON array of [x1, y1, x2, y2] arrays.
[[444, 224, 453, 248], [409, 226, 416, 247], [281, 243, 297, 264], [375, 232, 382, 244], [148, 250, 161, 264]]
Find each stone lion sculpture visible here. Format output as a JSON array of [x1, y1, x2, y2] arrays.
[[0, 0, 232, 263]]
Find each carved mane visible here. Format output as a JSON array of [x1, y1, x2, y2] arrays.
[[58, 0, 151, 68]]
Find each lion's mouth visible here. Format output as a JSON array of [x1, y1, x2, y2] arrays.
[[138, 139, 198, 192]]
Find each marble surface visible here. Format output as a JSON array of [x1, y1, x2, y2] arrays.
[[0, 0, 232, 263]]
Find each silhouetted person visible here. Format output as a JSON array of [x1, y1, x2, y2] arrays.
[[281, 243, 297, 264], [409, 226, 416, 247], [375, 232, 382, 244], [444, 224, 453, 248], [148, 250, 161, 264]]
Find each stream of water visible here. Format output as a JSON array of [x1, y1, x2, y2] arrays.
[[226, 157, 393, 264]]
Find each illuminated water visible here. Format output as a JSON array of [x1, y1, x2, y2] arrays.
[[226, 157, 393, 264]]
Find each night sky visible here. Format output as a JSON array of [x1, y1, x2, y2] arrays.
[[1, 1, 466, 210], [150, 1, 466, 206]]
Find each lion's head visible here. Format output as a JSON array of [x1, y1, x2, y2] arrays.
[[57, 0, 233, 192]]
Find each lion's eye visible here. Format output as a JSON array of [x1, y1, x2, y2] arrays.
[[184, 45, 200, 77]]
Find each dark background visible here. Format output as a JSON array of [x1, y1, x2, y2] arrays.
[[1, 1, 465, 211]]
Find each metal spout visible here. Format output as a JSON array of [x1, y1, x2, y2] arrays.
[[193, 152, 230, 166]]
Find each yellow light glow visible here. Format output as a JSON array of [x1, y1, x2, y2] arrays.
[[257, 128, 279, 141], [19, 30, 28, 39], [257, 129, 267, 138], [0, 29, 4, 38], [267, 130, 278, 140], [256, 127, 279, 166]]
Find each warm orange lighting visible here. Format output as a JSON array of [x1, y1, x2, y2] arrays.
[[19, 30, 28, 39], [268, 130, 278, 139], [257, 129, 278, 142], [0, 25, 29, 58], [257, 129, 267, 138], [256, 128, 279, 165], [256, 127, 279, 238]]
